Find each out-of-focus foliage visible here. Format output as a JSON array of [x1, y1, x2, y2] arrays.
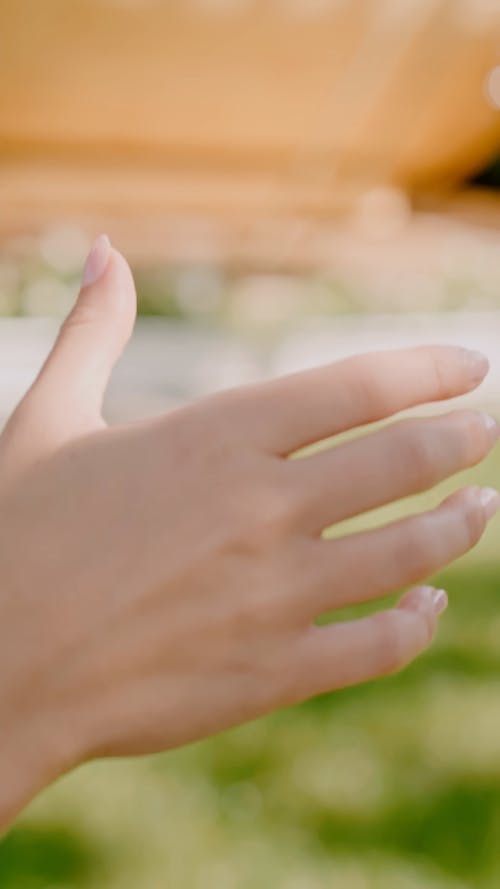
[[4, 217, 500, 331]]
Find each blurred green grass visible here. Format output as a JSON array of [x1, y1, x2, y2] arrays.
[[2, 433, 500, 889]]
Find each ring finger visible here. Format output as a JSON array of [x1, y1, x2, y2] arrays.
[[293, 486, 499, 620]]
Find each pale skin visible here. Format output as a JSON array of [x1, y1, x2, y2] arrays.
[[0, 234, 499, 832]]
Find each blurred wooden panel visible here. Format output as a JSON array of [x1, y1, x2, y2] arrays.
[[2, 0, 500, 234]]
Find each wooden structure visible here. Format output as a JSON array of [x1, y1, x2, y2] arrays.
[[2, 0, 500, 261]]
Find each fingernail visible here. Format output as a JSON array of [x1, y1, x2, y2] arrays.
[[480, 413, 500, 441], [431, 588, 448, 616], [462, 349, 489, 386], [82, 234, 111, 287], [479, 486, 500, 520]]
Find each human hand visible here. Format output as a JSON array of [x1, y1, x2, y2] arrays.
[[0, 235, 498, 828]]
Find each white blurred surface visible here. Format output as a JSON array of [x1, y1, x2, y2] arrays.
[[0, 313, 498, 426]]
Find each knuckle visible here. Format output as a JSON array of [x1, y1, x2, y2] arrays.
[[460, 494, 485, 549], [349, 363, 391, 418], [428, 348, 459, 399], [393, 519, 437, 582], [446, 413, 478, 467], [230, 597, 276, 640], [461, 411, 491, 463], [163, 406, 240, 472], [196, 390, 245, 444], [398, 413, 485, 492], [430, 411, 490, 473], [160, 411, 207, 471], [222, 480, 300, 557], [399, 425, 441, 490], [254, 463, 304, 527], [268, 628, 313, 706], [278, 654, 308, 706], [254, 482, 301, 540], [61, 300, 98, 333], [400, 412, 488, 489], [372, 612, 405, 676]]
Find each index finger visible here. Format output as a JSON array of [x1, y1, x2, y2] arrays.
[[218, 346, 489, 455]]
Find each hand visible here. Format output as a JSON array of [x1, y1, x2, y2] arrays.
[[0, 235, 498, 829]]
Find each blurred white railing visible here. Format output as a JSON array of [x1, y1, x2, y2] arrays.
[[0, 312, 498, 426]]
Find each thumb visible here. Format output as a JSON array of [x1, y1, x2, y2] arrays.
[[40, 234, 136, 415], [3, 236, 137, 467], [26, 235, 137, 429], [1, 235, 136, 472]]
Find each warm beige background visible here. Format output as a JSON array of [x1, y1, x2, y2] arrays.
[[3, 0, 500, 223]]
